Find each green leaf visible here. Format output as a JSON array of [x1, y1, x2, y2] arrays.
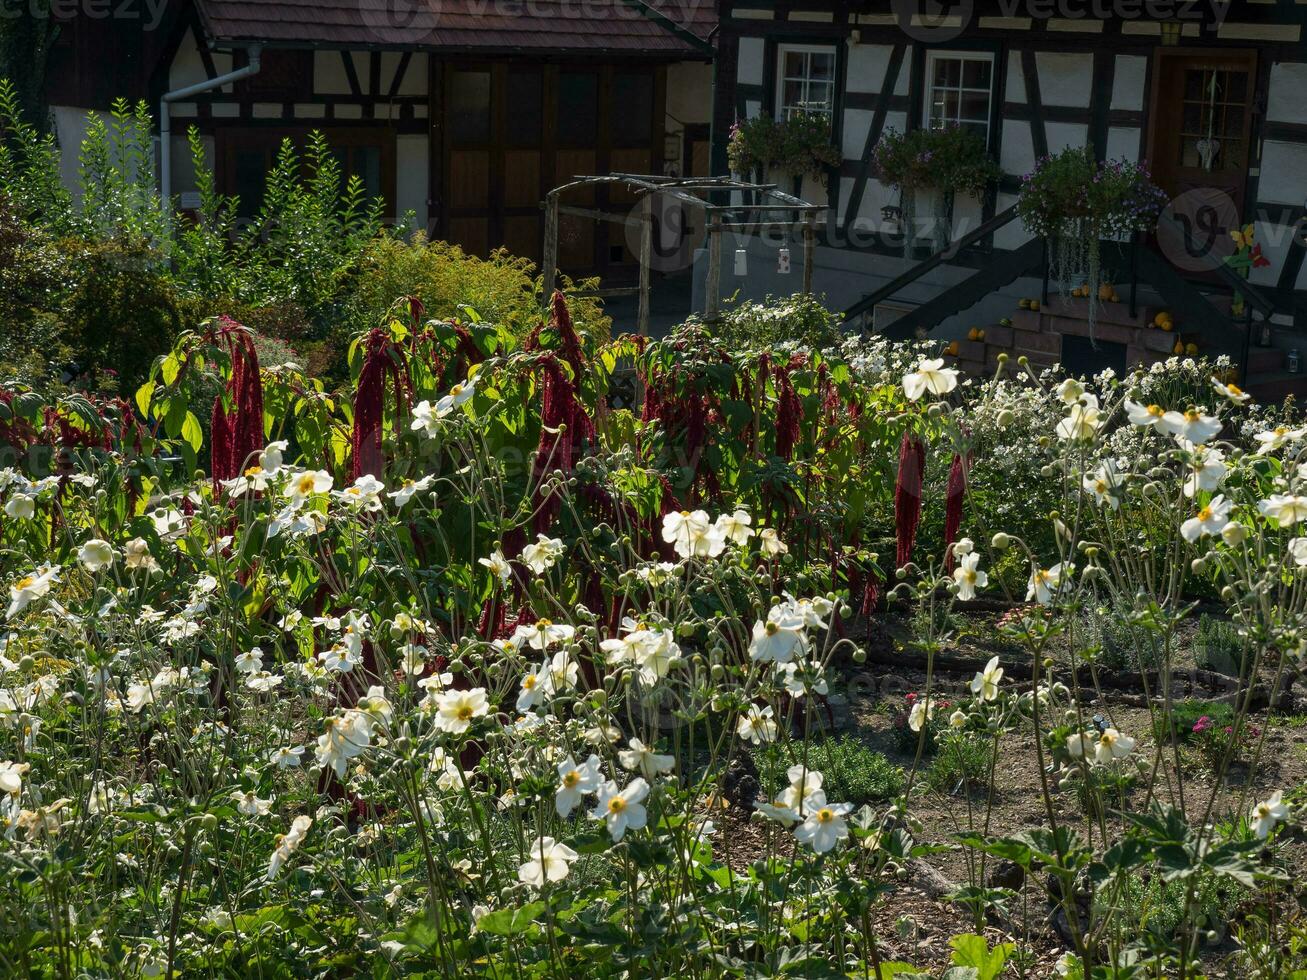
[[181, 411, 204, 453], [476, 901, 544, 936], [135, 380, 155, 419], [948, 933, 1011, 980]]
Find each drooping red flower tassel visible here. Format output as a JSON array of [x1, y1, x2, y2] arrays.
[[352, 329, 411, 480], [943, 453, 970, 570], [207, 317, 264, 486], [894, 430, 926, 570], [773, 360, 803, 461]]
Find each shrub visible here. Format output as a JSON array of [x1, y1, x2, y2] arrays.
[[871, 126, 999, 197], [1194, 613, 1246, 676], [1152, 699, 1235, 746], [926, 732, 992, 794], [712, 293, 841, 351], [757, 734, 904, 805]]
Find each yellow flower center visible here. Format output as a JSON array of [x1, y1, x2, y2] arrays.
[[456, 704, 474, 721], [15, 575, 35, 590], [451, 384, 464, 396], [964, 570, 977, 584], [537, 618, 551, 628], [245, 465, 262, 477], [765, 621, 779, 635], [1198, 507, 1212, 521], [608, 797, 626, 814], [1185, 410, 1201, 422], [523, 675, 537, 690], [1147, 404, 1163, 417], [563, 771, 580, 788], [1228, 383, 1243, 396], [1095, 480, 1108, 493], [296, 475, 317, 494], [815, 808, 834, 824], [680, 510, 690, 517]]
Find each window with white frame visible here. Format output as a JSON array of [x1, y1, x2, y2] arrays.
[[776, 44, 836, 123], [924, 51, 994, 143]]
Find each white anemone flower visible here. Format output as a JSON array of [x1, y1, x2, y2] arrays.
[[661, 509, 726, 559], [334, 475, 385, 511], [1212, 377, 1251, 405], [1056, 378, 1085, 404], [513, 618, 575, 651], [1124, 400, 1167, 429], [714, 509, 755, 545], [266, 815, 312, 880], [618, 738, 675, 779], [434, 688, 490, 734], [123, 538, 160, 573], [0, 760, 27, 795], [1251, 791, 1289, 839], [1254, 425, 1306, 454], [1027, 562, 1071, 604], [748, 612, 807, 664], [3, 495, 34, 520], [1082, 462, 1121, 510], [952, 552, 987, 600], [435, 376, 478, 417], [268, 746, 305, 769], [518, 836, 578, 887], [1056, 402, 1102, 442], [902, 358, 959, 401], [970, 656, 1003, 701], [778, 764, 825, 814], [1259, 494, 1307, 527], [555, 754, 603, 818], [1221, 521, 1248, 546], [1180, 494, 1232, 542], [759, 528, 788, 557], [737, 704, 778, 744], [1093, 728, 1135, 764], [793, 800, 853, 853], [1182, 445, 1227, 499], [908, 698, 936, 732], [1159, 408, 1221, 444], [234, 790, 273, 817], [6, 565, 59, 618], [1288, 538, 1307, 567], [592, 777, 650, 841], [284, 469, 333, 504], [388, 474, 435, 508], [516, 663, 552, 713], [478, 549, 512, 586], [520, 534, 565, 574], [77, 539, 115, 573]]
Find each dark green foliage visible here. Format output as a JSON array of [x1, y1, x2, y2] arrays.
[[1193, 613, 1247, 676], [1152, 699, 1235, 745], [756, 734, 904, 805], [926, 732, 992, 794]]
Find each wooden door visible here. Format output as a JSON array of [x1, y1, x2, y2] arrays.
[[1148, 49, 1256, 261]]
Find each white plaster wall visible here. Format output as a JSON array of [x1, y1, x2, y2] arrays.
[[169, 28, 209, 91], [667, 61, 713, 125], [738, 38, 766, 87], [841, 108, 872, 160], [1267, 62, 1307, 124], [1105, 126, 1141, 161], [1005, 51, 1026, 103], [1111, 55, 1147, 111], [1035, 52, 1093, 108], [1045, 121, 1088, 153], [1258, 141, 1307, 204], [396, 134, 429, 228], [894, 50, 912, 96], [1000, 119, 1036, 175], [315, 50, 353, 95], [51, 106, 90, 196], [845, 43, 893, 94]]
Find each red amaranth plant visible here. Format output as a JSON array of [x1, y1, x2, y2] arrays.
[[943, 452, 970, 570], [206, 317, 264, 486], [532, 353, 594, 532], [894, 430, 926, 570], [773, 357, 804, 461], [352, 329, 412, 480]]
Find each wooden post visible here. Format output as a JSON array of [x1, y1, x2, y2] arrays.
[[802, 217, 815, 296], [706, 215, 721, 319], [637, 193, 653, 337], [542, 192, 559, 300]]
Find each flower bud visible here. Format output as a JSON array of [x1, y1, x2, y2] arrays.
[[1190, 558, 1207, 575], [991, 532, 1011, 550], [997, 409, 1015, 427], [852, 649, 867, 664]]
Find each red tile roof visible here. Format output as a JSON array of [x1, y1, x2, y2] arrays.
[[195, 0, 715, 56]]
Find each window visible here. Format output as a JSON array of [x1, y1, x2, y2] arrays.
[[776, 45, 836, 122], [924, 51, 994, 143]]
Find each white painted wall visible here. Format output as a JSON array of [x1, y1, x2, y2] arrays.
[[845, 43, 893, 94], [1110, 55, 1147, 111], [1258, 141, 1307, 205], [51, 106, 91, 197], [1267, 62, 1307, 124], [395, 134, 429, 228], [1036, 52, 1093, 108], [738, 37, 766, 87]]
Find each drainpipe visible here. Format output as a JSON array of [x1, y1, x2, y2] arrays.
[[160, 44, 262, 239]]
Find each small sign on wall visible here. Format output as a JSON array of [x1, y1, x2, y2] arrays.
[[179, 191, 202, 210]]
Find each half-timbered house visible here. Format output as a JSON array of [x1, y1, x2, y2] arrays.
[[709, 1, 1307, 391], [44, 0, 716, 279]]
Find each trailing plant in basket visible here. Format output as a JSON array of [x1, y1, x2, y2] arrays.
[[1017, 146, 1168, 330], [727, 112, 840, 184], [871, 126, 999, 254]]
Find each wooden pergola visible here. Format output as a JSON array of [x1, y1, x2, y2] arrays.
[[542, 174, 825, 333]]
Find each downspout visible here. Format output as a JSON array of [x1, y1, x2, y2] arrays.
[[160, 44, 263, 238]]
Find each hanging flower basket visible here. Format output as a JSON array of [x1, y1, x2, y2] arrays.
[[871, 126, 1000, 255], [1017, 147, 1168, 333], [727, 112, 841, 188]]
